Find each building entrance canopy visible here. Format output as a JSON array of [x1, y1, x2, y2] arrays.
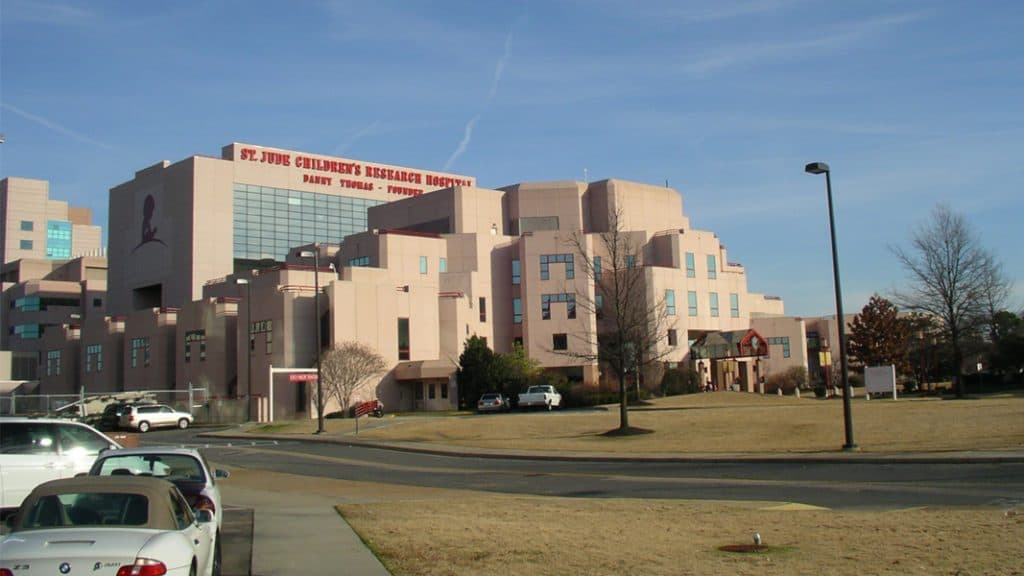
[[690, 329, 768, 360]]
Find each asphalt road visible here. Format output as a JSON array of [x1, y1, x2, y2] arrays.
[[144, 428, 1024, 511]]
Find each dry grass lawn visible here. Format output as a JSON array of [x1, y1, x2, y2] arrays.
[[339, 496, 1024, 576], [261, 391, 1024, 454]]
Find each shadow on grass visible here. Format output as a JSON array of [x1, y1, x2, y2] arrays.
[[600, 426, 655, 437]]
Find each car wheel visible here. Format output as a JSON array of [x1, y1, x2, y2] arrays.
[[546, 401, 552, 411], [212, 533, 222, 576], [178, 418, 190, 429], [138, 421, 150, 433]]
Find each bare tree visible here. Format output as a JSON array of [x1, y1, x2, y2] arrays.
[[566, 206, 673, 432], [891, 204, 1009, 397], [319, 341, 387, 416]]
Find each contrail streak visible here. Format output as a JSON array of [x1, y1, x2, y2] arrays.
[[1, 102, 116, 150]]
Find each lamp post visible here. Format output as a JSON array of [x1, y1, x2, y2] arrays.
[[234, 278, 252, 422], [805, 161, 857, 451], [297, 247, 325, 434]]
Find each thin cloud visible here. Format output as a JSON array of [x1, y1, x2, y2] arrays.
[[445, 25, 516, 171], [4, 0, 98, 27], [682, 12, 927, 76], [334, 121, 383, 156], [1, 102, 116, 150], [445, 114, 480, 172]]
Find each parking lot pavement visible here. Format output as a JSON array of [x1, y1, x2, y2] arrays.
[[222, 507, 254, 576], [221, 483, 391, 576]]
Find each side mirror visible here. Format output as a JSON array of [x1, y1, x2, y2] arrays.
[[195, 509, 214, 524], [214, 469, 230, 479]]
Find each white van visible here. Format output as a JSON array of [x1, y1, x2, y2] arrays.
[[0, 417, 122, 515]]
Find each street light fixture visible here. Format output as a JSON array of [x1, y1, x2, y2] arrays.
[[297, 247, 325, 434], [234, 278, 252, 422], [805, 161, 857, 451]]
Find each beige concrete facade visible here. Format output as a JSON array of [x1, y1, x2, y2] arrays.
[[1, 177, 103, 265]]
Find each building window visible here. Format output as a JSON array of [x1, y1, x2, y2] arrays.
[[513, 298, 522, 324], [479, 297, 487, 322], [540, 253, 574, 280], [552, 333, 568, 351], [46, 220, 72, 259], [439, 257, 447, 273], [667, 329, 678, 347], [730, 293, 740, 318], [13, 324, 41, 339], [595, 294, 603, 319], [665, 290, 676, 316], [419, 256, 428, 274], [441, 382, 448, 399], [415, 383, 423, 400], [688, 291, 698, 317], [685, 252, 695, 278], [511, 259, 521, 285], [513, 336, 523, 347], [769, 336, 791, 358], [130, 337, 150, 368], [186, 330, 206, 363], [626, 255, 636, 269], [593, 256, 602, 281], [710, 292, 719, 317], [20, 220, 33, 231], [542, 293, 575, 320], [93, 298, 103, 308], [86, 344, 103, 373], [398, 317, 410, 360], [349, 256, 370, 267], [707, 255, 717, 279], [429, 383, 436, 399], [19, 239, 32, 250], [252, 319, 273, 355], [185, 343, 191, 363], [46, 350, 61, 376]]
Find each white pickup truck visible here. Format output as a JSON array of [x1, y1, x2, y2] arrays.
[[517, 385, 562, 410]]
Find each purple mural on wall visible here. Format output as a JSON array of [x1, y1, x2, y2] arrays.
[[132, 194, 167, 253]]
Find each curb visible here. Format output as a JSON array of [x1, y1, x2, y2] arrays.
[[199, 429, 1024, 465]]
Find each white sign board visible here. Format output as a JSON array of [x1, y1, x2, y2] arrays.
[[865, 365, 897, 399]]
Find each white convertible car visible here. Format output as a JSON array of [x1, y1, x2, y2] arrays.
[[0, 476, 217, 576]]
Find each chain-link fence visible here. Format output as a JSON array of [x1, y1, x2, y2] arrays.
[[1, 386, 211, 424]]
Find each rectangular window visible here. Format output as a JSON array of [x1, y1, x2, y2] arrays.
[[539, 254, 574, 280], [419, 256, 428, 274], [769, 336, 792, 358], [513, 336, 524, 347], [513, 298, 522, 324], [685, 252, 695, 278], [86, 344, 102, 373], [20, 220, 33, 231], [688, 291, 698, 317], [429, 383, 436, 399], [730, 293, 740, 318], [398, 317, 410, 360], [595, 294, 603, 319], [185, 343, 192, 363], [710, 292, 720, 317], [20, 239, 32, 250], [552, 333, 568, 351], [479, 297, 487, 322], [707, 255, 717, 279], [93, 298, 103, 308], [626, 255, 636, 269], [541, 293, 575, 320], [439, 257, 447, 273], [441, 382, 448, 399], [130, 338, 149, 368], [593, 256, 602, 281], [511, 259, 521, 285], [668, 329, 678, 347], [415, 383, 423, 400], [348, 256, 370, 267], [46, 350, 61, 376], [665, 290, 676, 316], [266, 330, 272, 355]]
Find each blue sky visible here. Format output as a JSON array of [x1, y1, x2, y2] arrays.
[[1, 0, 1021, 317]]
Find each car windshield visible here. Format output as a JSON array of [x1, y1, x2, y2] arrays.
[[17, 492, 148, 529], [94, 454, 206, 483]]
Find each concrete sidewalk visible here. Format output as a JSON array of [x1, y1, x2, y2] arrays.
[[222, 483, 391, 576]]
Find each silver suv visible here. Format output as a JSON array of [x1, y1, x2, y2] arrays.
[[0, 417, 122, 515], [119, 404, 194, 433]]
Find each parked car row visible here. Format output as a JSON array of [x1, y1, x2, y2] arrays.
[[477, 385, 564, 412], [0, 417, 228, 575], [99, 402, 194, 432]]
